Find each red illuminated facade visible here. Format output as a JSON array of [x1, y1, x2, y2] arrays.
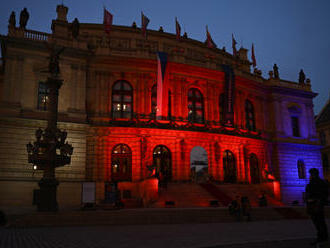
[[0, 5, 323, 208]]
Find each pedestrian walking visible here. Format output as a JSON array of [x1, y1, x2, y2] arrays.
[[241, 196, 252, 221], [306, 168, 329, 245], [228, 195, 241, 221]]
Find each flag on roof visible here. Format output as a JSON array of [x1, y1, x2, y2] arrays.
[[103, 8, 113, 34], [175, 17, 181, 40], [232, 34, 237, 56], [141, 12, 150, 38], [251, 43, 256, 67], [206, 26, 216, 48]]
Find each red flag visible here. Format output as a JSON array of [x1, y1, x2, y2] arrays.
[[232, 34, 237, 56], [206, 26, 216, 48], [141, 12, 150, 38], [175, 17, 181, 40], [103, 8, 113, 34], [251, 43, 256, 67]]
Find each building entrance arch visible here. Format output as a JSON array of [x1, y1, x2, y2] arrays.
[[190, 146, 208, 182], [111, 144, 132, 182], [153, 145, 172, 181], [223, 150, 236, 183], [249, 153, 260, 184]]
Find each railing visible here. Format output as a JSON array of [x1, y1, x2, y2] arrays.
[[24, 29, 49, 41], [91, 112, 263, 139], [267, 78, 311, 91], [8, 27, 50, 42]]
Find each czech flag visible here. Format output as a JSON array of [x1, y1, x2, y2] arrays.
[[103, 8, 113, 34], [141, 12, 150, 38]]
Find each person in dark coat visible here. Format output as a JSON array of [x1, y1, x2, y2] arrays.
[[306, 168, 329, 244], [241, 196, 252, 221]]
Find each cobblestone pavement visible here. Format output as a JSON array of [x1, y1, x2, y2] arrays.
[[1, 219, 329, 248]]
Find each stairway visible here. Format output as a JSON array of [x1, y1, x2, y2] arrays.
[[212, 184, 283, 207], [151, 182, 218, 208], [199, 183, 233, 206]]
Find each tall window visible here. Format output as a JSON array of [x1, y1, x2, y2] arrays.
[[288, 105, 301, 137], [245, 100, 256, 131], [111, 144, 132, 181], [188, 88, 204, 123], [37, 82, 49, 111], [249, 153, 260, 184], [223, 150, 236, 183], [291, 116, 300, 137], [219, 93, 225, 123], [151, 84, 157, 117], [112, 80, 133, 119], [297, 160, 306, 179]]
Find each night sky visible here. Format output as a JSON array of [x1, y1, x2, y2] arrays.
[[0, 0, 329, 114]]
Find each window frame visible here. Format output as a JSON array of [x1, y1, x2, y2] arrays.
[[187, 88, 204, 124], [245, 100, 256, 131], [111, 80, 133, 119], [297, 160, 306, 179], [37, 82, 49, 111]]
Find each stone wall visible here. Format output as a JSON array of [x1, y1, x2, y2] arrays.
[[274, 142, 322, 204], [0, 117, 87, 208]]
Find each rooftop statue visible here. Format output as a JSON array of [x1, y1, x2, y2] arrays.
[[9, 11, 16, 27], [72, 18, 80, 39], [299, 69, 306, 84], [273, 64, 279, 79], [19, 8, 29, 29], [132, 21, 137, 28]]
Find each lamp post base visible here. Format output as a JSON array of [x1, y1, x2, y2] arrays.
[[37, 177, 59, 212]]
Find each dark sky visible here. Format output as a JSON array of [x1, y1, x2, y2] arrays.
[[1, 0, 329, 114]]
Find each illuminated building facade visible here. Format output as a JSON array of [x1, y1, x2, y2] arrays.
[[0, 5, 323, 208], [316, 99, 330, 181]]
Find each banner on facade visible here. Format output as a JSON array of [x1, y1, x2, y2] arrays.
[[82, 182, 96, 203], [222, 65, 235, 126], [156, 51, 168, 119]]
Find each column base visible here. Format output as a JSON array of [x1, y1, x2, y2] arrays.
[[37, 177, 59, 212]]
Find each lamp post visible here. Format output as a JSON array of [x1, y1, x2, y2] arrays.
[[26, 46, 73, 211]]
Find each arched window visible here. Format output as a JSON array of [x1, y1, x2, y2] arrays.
[[245, 100, 255, 131], [111, 80, 133, 119], [37, 82, 49, 111], [223, 150, 236, 183], [188, 88, 204, 123], [111, 144, 132, 181], [249, 153, 260, 184], [297, 160, 306, 179], [219, 93, 225, 123], [151, 84, 157, 117], [153, 145, 172, 180]]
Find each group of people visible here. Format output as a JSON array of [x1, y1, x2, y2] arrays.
[[226, 168, 329, 245], [228, 195, 252, 222]]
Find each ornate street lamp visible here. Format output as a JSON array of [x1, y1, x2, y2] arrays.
[[26, 46, 73, 211]]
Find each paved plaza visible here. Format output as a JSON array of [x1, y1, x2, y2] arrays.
[[1, 219, 330, 248]]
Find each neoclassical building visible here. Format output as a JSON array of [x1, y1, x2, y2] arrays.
[[316, 99, 330, 181], [0, 5, 323, 209]]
